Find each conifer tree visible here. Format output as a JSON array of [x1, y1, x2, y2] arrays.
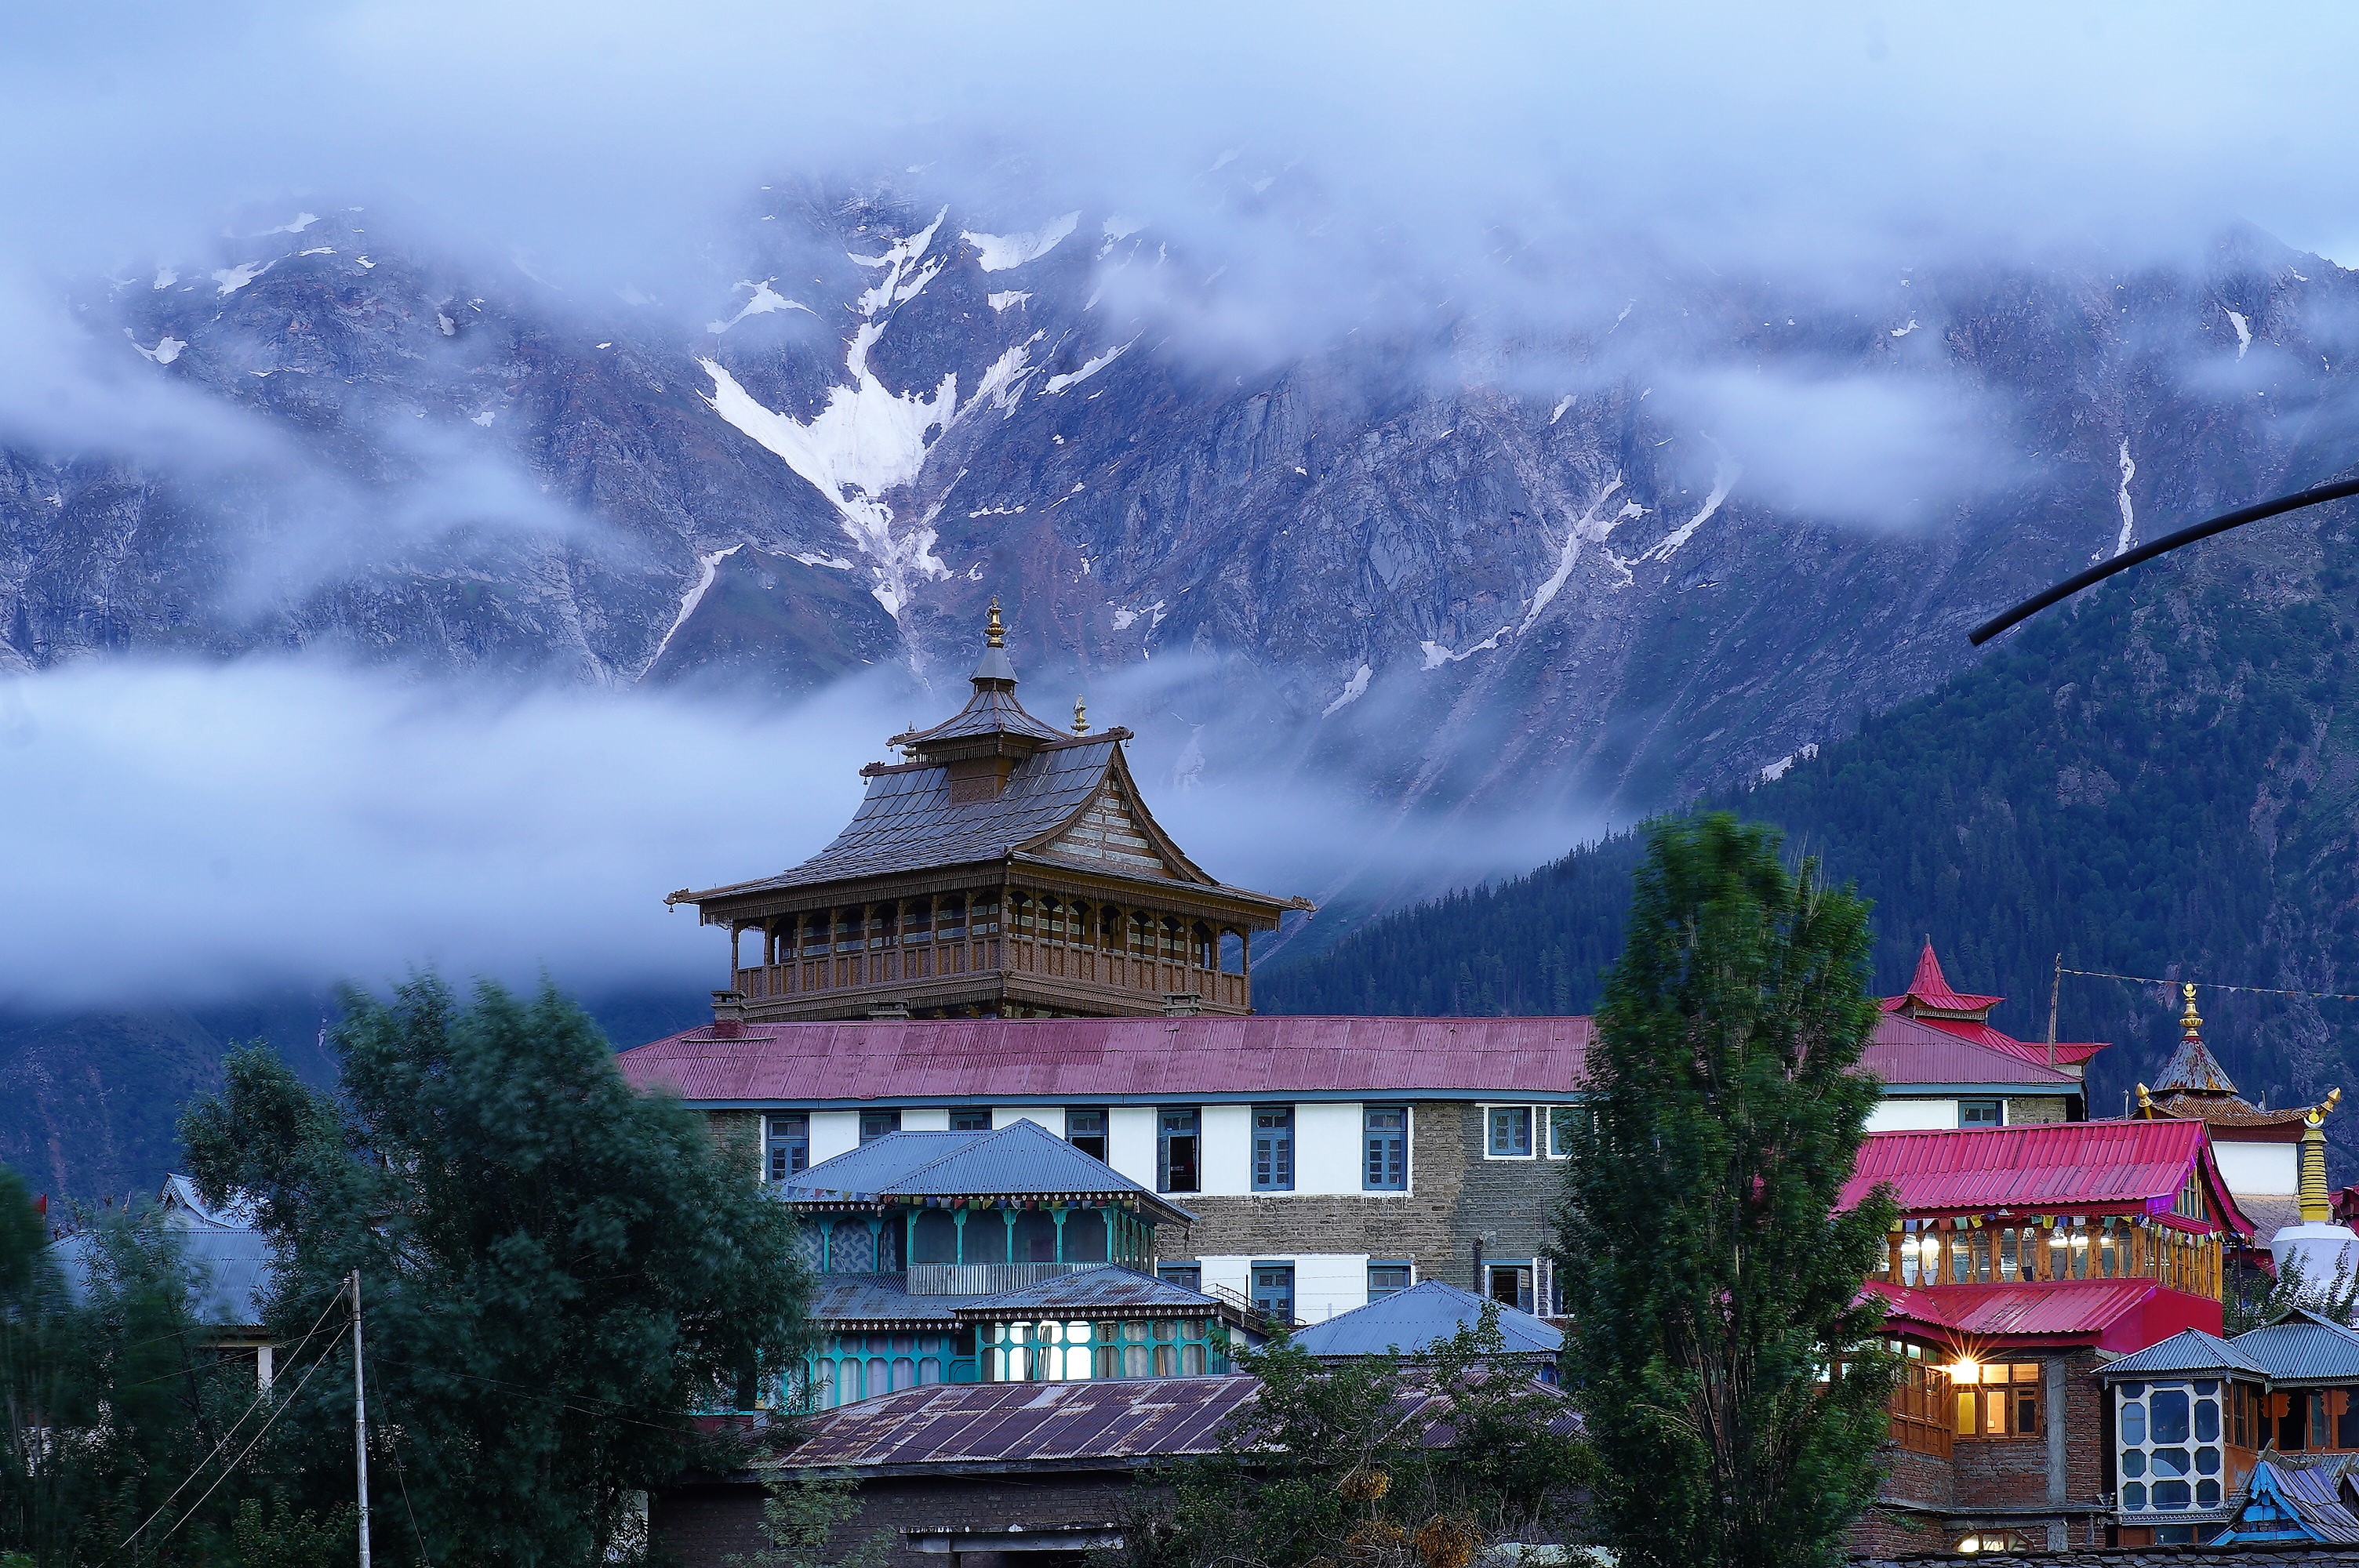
[[1558, 814, 1896, 1568]]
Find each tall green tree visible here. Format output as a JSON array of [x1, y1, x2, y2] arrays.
[[180, 977, 812, 1567], [1558, 814, 1896, 1568], [0, 1168, 249, 1568]]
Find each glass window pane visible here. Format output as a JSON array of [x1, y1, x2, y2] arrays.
[[2197, 1479, 2220, 1508], [2121, 1401, 2146, 1444], [2154, 1480, 2191, 1510], [2195, 1399, 2219, 1443], [2123, 1483, 2146, 1510], [2121, 1450, 2145, 1478], [1488, 1106, 1532, 1156], [2150, 1448, 2190, 1478], [2152, 1388, 2190, 1444]]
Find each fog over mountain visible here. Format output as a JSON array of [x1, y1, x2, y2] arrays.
[[11, 3, 2359, 1192]]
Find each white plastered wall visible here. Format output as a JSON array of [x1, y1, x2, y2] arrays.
[[1866, 1098, 1960, 1132], [2215, 1138, 2299, 1196], [1107, 1106, 1160, 1189], [1194, 1253, 1372, 1322], [1295, 1102, 1366, 1195], [810, 1110, 860, 1163], [994, 1105, 1060, 1133], [900, 1107, 950, 1132], [1200, 1105, 1253, 1196]]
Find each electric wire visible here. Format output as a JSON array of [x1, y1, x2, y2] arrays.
[[114, 1287, 351, 1554], [2061, 966, 2359, 1005], [140, 1305, 349, 1555]]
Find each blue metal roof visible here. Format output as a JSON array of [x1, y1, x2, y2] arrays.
[[779, 1120, 1194, 1223], [810, 1274, 961, 1328], [957, 1264, 1229, 1318], [2235, 1311, 2359, 1384], [2218, 1456, 2359, 1544], [2098, 1328, 2266, 1380], [1290, 1281, 1561, 1359], [48, 1177, 274, 1330]]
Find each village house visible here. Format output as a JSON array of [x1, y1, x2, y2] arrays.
[[770, 1116, 1259, 1407], [48, 1174, 275, 1388], [1845, 1120, 2254, 1555]]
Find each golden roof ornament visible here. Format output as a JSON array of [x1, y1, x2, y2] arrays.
[[986, 599, 1005, 649], [2182, 982, 2202, 1037], [1073, 695, 1089, 735]]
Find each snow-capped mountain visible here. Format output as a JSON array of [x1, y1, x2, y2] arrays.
[[9, 186, 2357, 836]]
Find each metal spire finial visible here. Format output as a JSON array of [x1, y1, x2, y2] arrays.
[[1073, 695, 1089, 735], [2181, 981, 2202, 1037], [986, 599, 1005, 649]]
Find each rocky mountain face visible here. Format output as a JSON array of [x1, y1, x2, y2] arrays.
[[12, 184, 2359, 1196], [13, 194, 2356, 834]]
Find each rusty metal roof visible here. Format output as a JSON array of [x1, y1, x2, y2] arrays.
[[955, 1264, 1236, 1319], [809, 1274, 961, 1329], [776, 1376, 1259, 1470]]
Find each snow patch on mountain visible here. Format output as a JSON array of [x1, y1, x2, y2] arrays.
[[2115, 441, 2137, 556], [1760, 743, 1819, 782], [642, 544, 742, 676], [1322, 663, 1373, 717], [708, 278, 815, 334], [963, 212, 1079, 272], [2224, 307, 2252, 358], [151, 267, 177, 290], [987, 291, 1030, 312], [211, 260, 273, 296], [1419, 628, 1510, 670], [1640, 461, 1738, 562], [1044, 341, 1130, 394], [1521, 479, 1640, 633], [127, 331, 185, 365]]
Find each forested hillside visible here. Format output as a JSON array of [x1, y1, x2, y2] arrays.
[[1260, 496, 2359, 1164]]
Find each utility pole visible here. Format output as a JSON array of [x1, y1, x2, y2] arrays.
[[352, 1270, 372, 1568], [2046, 953, 2063, 1069]]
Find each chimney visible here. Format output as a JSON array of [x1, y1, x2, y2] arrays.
[[1162, 992, 1202, 1018], [710, 990, 746, 1039]]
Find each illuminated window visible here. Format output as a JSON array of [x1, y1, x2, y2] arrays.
[[1953, 1360, 2043, 1437]]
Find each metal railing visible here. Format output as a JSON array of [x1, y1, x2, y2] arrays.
[[905, 1261, 1099, 1297]]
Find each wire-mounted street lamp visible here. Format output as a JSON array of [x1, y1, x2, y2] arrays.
[[1969, 474, 2359, 645]]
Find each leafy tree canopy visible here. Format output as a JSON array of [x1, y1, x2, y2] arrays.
[[179, 976, 811, 1568]]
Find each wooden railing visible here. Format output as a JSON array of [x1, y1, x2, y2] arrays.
[[734, 936, 1250, 1010], [1882, 1218, 2224, 1301]]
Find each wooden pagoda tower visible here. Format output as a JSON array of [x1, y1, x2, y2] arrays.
[[667, 604, 1313, 1022]]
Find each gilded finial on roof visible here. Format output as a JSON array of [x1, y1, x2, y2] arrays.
[[2136, 1082, 2153, 1115], [1073, 695, 1089, 735], [986, 598, 1005, 649], [2310, 1087, 2344, 1129], [2182, 982, 2201, 1036]]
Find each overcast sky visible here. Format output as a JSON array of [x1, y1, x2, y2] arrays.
[[4, 2, 2357, 1011]]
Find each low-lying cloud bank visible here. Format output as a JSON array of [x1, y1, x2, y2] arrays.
[[0, 657, 1593, 1010]]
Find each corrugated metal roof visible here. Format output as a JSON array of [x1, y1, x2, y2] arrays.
[[2248, 1456, 2359, 1543], [49, 1224, 273, 1329], [777, 1375, 1259, 1468], [1866, 1276, 2165, 1338], [1887, 1014, 2107, 1069], [2234, 1312, 2359, 1383], [1840, 1120, 2235, 1221], [2097, 1327, 2266, 1379], [810, 1274, 961, 1328], [956, 1264, 1228, 1316], [1861, 1014, 2085, 1087], [1290, 1281, 1561, 1359], [621, 1014, 1597, 1102], [780, 1122, 1185, 1222]]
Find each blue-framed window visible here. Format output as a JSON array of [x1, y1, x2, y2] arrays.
[[1364, 1105, 1408, 1189], [949, 1107, 993, 1131], [766, 1113, 809, 1180], [1487, 1106, 1532, 1157], [1252, 1261, 1296, 1322], [1159, 1108, 1201, 1193], [860, 1109, 901, 1144], [1367, 1261, 1412, 1300], [1252, 1106, 1295, 1191]]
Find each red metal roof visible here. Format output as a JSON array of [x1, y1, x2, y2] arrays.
[[1898, 1014, 2107, 1069], [621, 1015, 1596, 1102], [1859, 1014, 2085, 1088], [1883, 940, 2006, 1015], [1865, 1276, 2223, 1351], [1841, 1120, 2252, 1236], [618, 1011, 2095, 1105]]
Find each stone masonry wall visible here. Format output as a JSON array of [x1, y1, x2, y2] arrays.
[[1159, 1102, 1566, 1293]]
